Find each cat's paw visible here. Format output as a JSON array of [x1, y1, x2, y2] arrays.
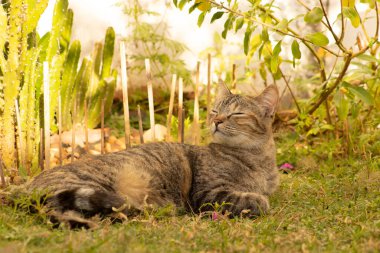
[[233, 192, 270, 218]]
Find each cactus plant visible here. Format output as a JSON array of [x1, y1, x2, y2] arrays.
[[86, 27, 117, 129], [0, 0, 49, 171], [0, 0, 117, 175]]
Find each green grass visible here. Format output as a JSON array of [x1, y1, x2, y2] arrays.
[[1, 145, 379, 252]]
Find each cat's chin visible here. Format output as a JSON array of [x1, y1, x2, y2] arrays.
[[211, 133, 258, 149]]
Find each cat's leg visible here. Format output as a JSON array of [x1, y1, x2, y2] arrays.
[[49, 187, 138, 217], [193, 189, 270, 217]]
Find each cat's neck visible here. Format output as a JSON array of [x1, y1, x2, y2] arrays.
[[208, 138, 276, 158]]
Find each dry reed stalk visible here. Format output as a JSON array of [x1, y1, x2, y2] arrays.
[[15, 99, 28, 174], [101, 98, 105, 154], [120, 41, 131, 148], [181, 108, 185, 144], [39, 128, 44, 170], [58, 95, 63, 165], [71, 99, 76, 163], [193, 62, 200, 145], [137, 105, 144, 144], [84, 99, 89, 152], [43, 62, 50, 170], [166, 74, 177, 141], [178, 77, 183, 143], [145, 58, 155, 142], [206, 53, 211, 125], [232, 63, 236, 90], [0, 153, 6, 188]]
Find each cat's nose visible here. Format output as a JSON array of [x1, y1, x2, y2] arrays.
[[214, 118, 224, 127]]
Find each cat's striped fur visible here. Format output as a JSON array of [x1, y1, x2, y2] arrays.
[[27, 83, 279, 225]]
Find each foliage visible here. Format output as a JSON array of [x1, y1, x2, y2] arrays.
[[121, 0, 192, 87], [0, 0, 117, 175], [175, 0, 380, 157]]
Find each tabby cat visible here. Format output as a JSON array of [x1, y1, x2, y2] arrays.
[[26, 82, 279, 226]]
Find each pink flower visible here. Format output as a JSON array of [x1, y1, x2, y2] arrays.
[[280, 163, 294, 170], [212, 211, 219, 221]]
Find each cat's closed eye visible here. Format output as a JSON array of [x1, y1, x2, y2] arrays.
[[228, 112, 245, 118], [211, 109, 218, 114]]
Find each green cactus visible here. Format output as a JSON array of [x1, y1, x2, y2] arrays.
[[73, 58, 92, 124], [61, 40, 81, 129], [0, 0, 49, 171], [0, 0, 117, 174], [86, 27, 117, 128]]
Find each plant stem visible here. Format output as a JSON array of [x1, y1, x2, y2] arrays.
[[308, 54, 352, 114], [318, 0, 347, 53], [279, 68, 300, 113]]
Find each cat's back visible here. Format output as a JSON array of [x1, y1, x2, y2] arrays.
[[28, 142, 197, 200]]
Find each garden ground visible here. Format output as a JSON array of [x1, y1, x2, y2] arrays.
[[0, 135, 379, 253]]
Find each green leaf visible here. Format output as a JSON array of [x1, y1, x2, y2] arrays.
[[291, 40, 301, 68], [275, 18, 288, 33], [197, 12, 206, 27], [305, 32, 329, 46], [273, 40, 282, 55], [244, 30, 252, 55], [178, 0, 187, 10], [221, 15, 234, 39], [173, 0, 178, 7], [261, 28, 269, 42], [189, 2, 202, 13], [304, 7, 324, 24], [291, 40, 301, 59], [270, 40, 282, 73], [342, 0, 355, 7], [342, 81, 374, 105], [343, 7, 360, 28], [334, 91, 350, 120], [235, 17, 244, 32], [211, 12, 224, 23]]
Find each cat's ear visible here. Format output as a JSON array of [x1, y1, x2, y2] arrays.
[[216, 79, 231, 100], [257, 84, 279, 117]]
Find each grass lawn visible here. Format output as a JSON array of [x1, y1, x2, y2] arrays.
[[0, 141, 379, 252]]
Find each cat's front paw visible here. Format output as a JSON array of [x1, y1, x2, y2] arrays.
[[231, 192, 270, 218]]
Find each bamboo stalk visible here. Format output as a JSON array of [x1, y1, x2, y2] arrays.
[[232, 63, 236, 90], [178, 77, 183, 143], [0, 154, 6, 188], [15, 99, 28, 174], [84, 99, 89, 153], [181, 108, 185, 144], [206, 53, 211, 125], [58, 95, 63, 166], [101, 98, 105, 154], [120, 41, 131, 148], [43, 62, 50, 170], [193, 62, 200, 145], [137, 105, 144, 144], [166, 74, 177, 142], [71, 99, 76, 163], [39, 128, 44, 170], [145, 58, 155, 142]]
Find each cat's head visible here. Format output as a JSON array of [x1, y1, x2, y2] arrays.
[[210, 81, 279, 149]]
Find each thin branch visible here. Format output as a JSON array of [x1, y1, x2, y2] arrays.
[[279, 68, 300, 113], [318, 0, 347, 52], [338, 0, 345, 43], [206, 0, 342, 57], [308, 54, 352, 114]]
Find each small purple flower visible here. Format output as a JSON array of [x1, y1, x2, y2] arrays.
[[280, 163, 294, 170], [212, 211, 219, 221]]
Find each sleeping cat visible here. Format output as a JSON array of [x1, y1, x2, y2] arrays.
[[26, 82, 279, 226]]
